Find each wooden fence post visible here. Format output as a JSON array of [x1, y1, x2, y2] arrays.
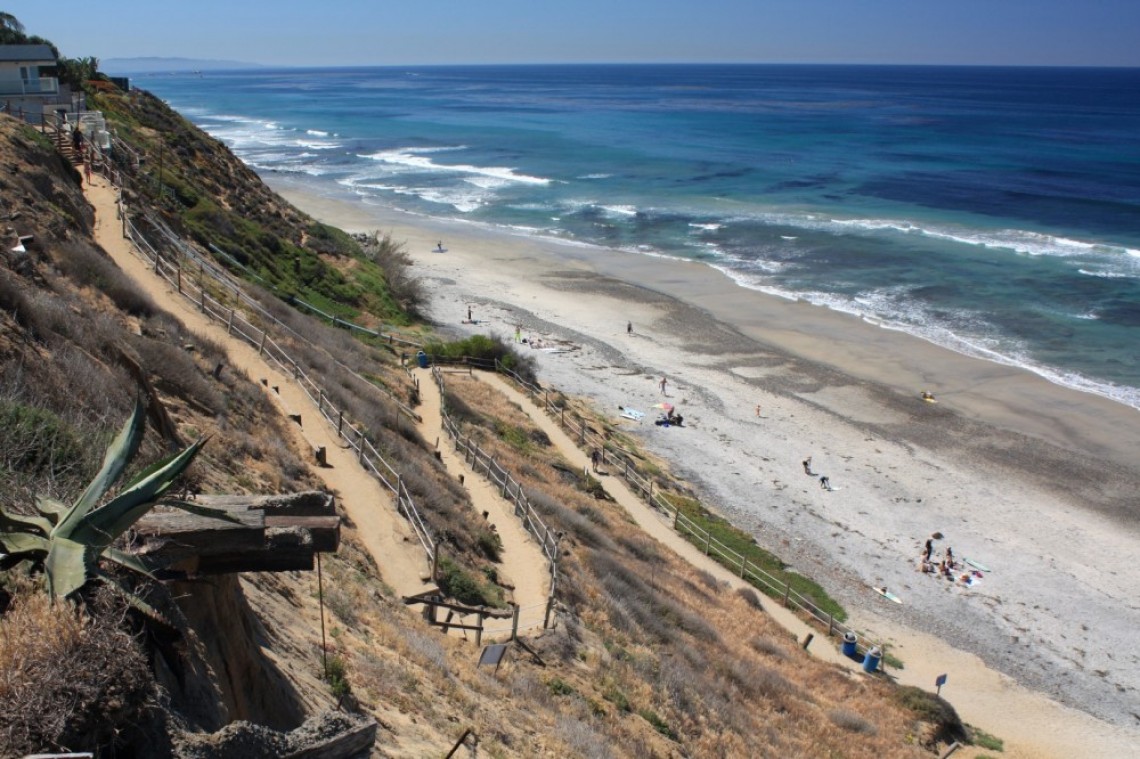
[[544, 595, 555, 629], [510, 603, 520, 641], [176, 267, 182, 293], [337, 410, 343, 436], [226, 308, 234, 335], [475, 611, 484, 647], [258, 330, 267, 355], [783, 582, 791, 607], [431, 542, 440, 583]]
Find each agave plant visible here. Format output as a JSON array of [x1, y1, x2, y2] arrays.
[[0, 396, 231, 600]]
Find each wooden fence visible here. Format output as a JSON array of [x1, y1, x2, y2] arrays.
[[492, 360, 887, 661], [430, 365, 560, 634]]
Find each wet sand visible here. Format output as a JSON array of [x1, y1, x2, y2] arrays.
[[268, 176, 1140, 755]]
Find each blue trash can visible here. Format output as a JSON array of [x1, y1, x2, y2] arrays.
[[863, 646, 882, 674], [416, 350, 428, 368], [842, 631, 858, 657]]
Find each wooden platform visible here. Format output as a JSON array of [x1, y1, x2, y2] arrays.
[[132, 491, 340, 574]]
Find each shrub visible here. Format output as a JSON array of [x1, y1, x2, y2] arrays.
[[325, 655, 351, 698], [828, 708, 878, 735]]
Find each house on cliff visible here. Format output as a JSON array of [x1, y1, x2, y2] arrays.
[[0, 43, 81, 120]]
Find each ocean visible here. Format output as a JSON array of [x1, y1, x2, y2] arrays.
[[130, 64, 1140, 408]]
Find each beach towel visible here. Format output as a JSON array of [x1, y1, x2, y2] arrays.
[[619, 407, 645, 422]]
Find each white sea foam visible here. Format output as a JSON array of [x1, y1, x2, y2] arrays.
[[305, 129, 331, 137], [578, 173, 612, 180], [600, 204, 639, 218], [688, 222, 722, 232], [359, 147, 550, 186]]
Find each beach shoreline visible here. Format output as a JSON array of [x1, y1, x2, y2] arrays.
[[267, 175, 1140, 754]]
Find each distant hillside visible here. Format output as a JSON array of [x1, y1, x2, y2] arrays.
[[101, 56, 263, 74]]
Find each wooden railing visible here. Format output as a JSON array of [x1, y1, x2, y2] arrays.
[[430, 365, 559, 633], [492, 359, 888, 662]]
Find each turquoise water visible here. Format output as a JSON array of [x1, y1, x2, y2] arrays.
[[131, 64, 1140, 408]]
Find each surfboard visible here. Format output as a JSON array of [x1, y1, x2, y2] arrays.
[[964, 557, 991, 572], [873, 587, 903, 604]]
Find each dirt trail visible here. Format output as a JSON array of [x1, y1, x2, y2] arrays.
[[413, 368, 551, 632], [84, 176, 433, 598], [476, 373, 855, 668]]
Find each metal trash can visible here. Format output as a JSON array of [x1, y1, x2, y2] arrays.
[[416, 350, 428, 368], [842, 631, 858, 657], [863, 646, 882, 673]]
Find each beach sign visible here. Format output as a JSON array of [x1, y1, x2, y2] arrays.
[[935, 673, 948, 695]]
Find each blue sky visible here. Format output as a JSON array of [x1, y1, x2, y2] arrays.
[[13, 1, 1140, 67]]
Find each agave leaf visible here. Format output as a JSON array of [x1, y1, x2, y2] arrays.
[[0, 505, 52, 537], [70, 437, 207, 549], [45, 536, 96, 599], [35, 496, 68, 525], [159, 499, 242, 525], [103, 546, 161, 582], [0, 531, 49, 556], [53, 396, 147, 539]]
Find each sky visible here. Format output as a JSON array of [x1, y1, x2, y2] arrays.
[[12, 1, 1140, 68]]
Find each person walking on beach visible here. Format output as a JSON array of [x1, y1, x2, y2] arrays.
[[515, 324, 522, 343], [756, 403, 762, 417], [923, 538, 934, 562], [467, 306, 472, 322], [627, 321, 632, 335], [819, 475, 832, 491], [802, 456, 813, 475], [660, 376, 668, 395]]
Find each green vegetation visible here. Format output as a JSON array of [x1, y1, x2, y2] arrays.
[[547, 677, 576, 697], [423, 334, 537, 383], [662, 493, 846, 622], [435, 556, 504, 608], [969, 725, 1004, 752], [324, 655, 351, 699], [89, 87, 420, 327], [637, 708, 676, 740]]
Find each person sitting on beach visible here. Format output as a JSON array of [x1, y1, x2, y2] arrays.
[[945, 546, 955, 567], [819, 475, 832, 491], [939, 560, 953, 578]]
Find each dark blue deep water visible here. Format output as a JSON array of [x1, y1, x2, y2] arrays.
[[132, 64, 1140, 407]]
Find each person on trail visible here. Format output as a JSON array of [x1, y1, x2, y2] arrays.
[[591, 448, 601, 472]]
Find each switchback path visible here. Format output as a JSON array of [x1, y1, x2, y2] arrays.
[[413, 368, 551, 634], [85, 175, 433, 599]]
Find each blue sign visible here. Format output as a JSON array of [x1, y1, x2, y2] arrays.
[[935, 673, 948, 688]]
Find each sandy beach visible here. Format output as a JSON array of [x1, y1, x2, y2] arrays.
[[268, 176, 1140, 755]]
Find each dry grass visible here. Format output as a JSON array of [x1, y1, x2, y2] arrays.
[[0, 584, 154, 756]]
